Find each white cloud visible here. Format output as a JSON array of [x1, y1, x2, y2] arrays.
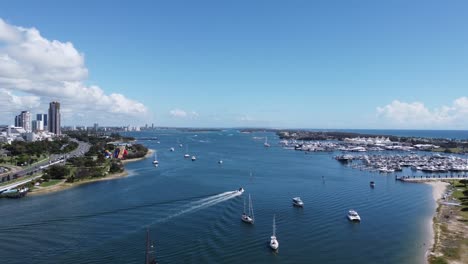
[[376, 98, 468, 128], [169, 109, 199, 119], [170, 109, 187, 118], [0, 18, 148, 125], [238, 115, 255, 122]]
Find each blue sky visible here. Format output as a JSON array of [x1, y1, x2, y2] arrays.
[[1, 0, 467, 128]]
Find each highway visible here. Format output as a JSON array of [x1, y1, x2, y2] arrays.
[[0, 139, 91, 193]]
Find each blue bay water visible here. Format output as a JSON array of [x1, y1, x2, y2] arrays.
[[0, 130, 437, 263]]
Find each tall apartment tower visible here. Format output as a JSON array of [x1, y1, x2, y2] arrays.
[[14, 111, 32, 132], [37, 114, 48, 128], [14, 115, 21, 127], [48, 101, 61, 135]]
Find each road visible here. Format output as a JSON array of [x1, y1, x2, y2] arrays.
[[0, 139, 91, 192]]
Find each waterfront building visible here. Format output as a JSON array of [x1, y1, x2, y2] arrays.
[[48, 101, 61, 135]]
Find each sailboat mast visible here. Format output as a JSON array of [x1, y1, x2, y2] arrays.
[[249, 194, 254, 221], [273, 215, 276, 236], [243, 197, 246, 214]]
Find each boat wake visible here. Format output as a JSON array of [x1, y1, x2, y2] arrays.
[[153, 191, 241, 224]]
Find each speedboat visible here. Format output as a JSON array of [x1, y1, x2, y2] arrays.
[[237, 187, 244, 194], [191, 156, 196, 161], [270, 215, 279, 250], [347, 210, 361, 221], [292, 197, 304, 207], [169, 147, 175, 152]]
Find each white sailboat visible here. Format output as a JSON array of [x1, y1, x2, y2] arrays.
[[264, 137, 270, 147], [270, 214, 279, 250], [184, 144, 190, 158], [153, 151, 159, 167], [241, 194, 254, 224]]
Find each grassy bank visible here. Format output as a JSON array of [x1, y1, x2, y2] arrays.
[[429, 180, 468, 264]]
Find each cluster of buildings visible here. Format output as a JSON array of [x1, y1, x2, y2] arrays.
[[0, 102, 61, 144]]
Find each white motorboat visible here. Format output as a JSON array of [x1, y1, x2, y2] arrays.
[[270, 215, 279, 250], [241, 194, 254, 224], [237, 187, 244, 194], [218, 160, 223, 164], [191, 156, 196, 161], [347, 210, 361, 221], [292, 197, 304, 207], [169, 147, 175, 152]]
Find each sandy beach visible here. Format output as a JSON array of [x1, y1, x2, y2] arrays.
[[424, 181, 450, 263], [29, 171, 129, 196]]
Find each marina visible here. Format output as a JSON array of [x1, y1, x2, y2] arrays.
[[334, 154, 468, 174]]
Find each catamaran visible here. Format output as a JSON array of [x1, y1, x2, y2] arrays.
[[241, 194, 254, 224], [292, 197, 304, 207], [270, 215, 279, 250], [347, 209, 361, 221]]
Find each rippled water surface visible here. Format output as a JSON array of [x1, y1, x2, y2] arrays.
[[0, 130, 435, 263]]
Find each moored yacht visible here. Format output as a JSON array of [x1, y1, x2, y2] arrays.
[[347, 209, 361, 221], [292, 197, 304, 207]]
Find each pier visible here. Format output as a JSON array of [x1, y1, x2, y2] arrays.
[[396, 175, 468, 182]]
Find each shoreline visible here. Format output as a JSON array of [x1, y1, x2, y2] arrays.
[[29, 149, 153, 196], [121, 149, 154, 164], [424, 181, 450, 263]]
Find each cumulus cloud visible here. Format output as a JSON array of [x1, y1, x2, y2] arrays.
[[169, 109, 199, 119], [377, 98, 468, 128], [0, 18, 147, 124]]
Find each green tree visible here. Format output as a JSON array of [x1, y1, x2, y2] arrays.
[[460, 179, 468, 188], [46, 165, 71, 179]]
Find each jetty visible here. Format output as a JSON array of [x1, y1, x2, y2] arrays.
[[396, 175, 468, 182]]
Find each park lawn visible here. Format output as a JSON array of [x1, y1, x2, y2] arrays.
[[39, 179, 63, 188]]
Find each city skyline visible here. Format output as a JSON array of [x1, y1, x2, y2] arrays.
[[1, 1, 468, 129]]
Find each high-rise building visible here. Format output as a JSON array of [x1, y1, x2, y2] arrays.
[[32, 120, 44, 131], [93, 123, 99, 132], [37, 114, 48, 128], [48, 101, 61, 135], [14, 115, 21, 127], [14, 111, 32, 132]]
